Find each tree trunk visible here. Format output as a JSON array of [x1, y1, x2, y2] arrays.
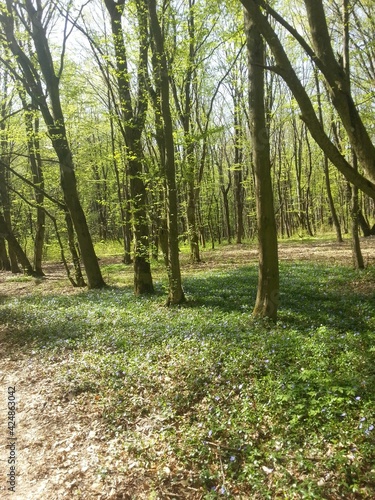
[[245, 8, 279, 321], [109, 107, 132, 265], [104, 0, 154, 294], [1, 0, 105, 288], [314, 70, 343, 242], [64, 210, 86, 287], [0, 237, 10, 270], [218, 160, 232, 244], [0, 213, 36, 276], [170, 0, 201, 264], [233, 89, 245, 244], [187, 180, 200, 262], [357, 211, 375, 237], [147, 0, 185, 305], [239, 0, 375, 200], [23, 103, 46, 275], [0, 161, 20, 274], [0, 72, 20, 274], [324, 155, 343, 242], [351, 156, 364, 269], [341, 0, 364, 269], [303, 0, 375, 184]]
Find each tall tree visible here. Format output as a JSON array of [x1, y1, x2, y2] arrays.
[[244, 8, 279, 320], [147, 0, 185, 305], [169, 0, 201, 263], [0, 211, 35, 276], [239, 0, 375, 201], [0, 0, 105, 288], [0, 67, 20, 273], [303, 0, 375, 184], [21, 98, 46, 275], [341, 0, 364, 268], [103, 0, 154, 294]]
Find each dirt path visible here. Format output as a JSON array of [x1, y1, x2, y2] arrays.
[[0, 238, 374, 498], [1, 344, 104, 499]]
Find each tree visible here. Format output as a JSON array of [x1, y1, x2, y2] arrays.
[[103, 0, 154, 295], [0, 0, 105, 289], [146, 0, 185, 305], [0, 211, 35, 276], [244, 8, 279, 320], [239, 0, 375, 201], [0, 66, 21, 273], [341, 0, 363, 268], [21, 97, 46, 275]]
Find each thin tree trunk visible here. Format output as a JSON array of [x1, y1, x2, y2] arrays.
[[0, 160, 20, 274], [341, 0, 364, 268], [147, 0, 185, 305], [217, 159, 232, 244], [245, 8, 279, 321], [1, 0, 105, 289], [233, 89, 245, 244], [0, 72, 20, 274], [104, 0, 154, 294], [0, 213, 35, 276], [314, 71, 343, 242], [109, 107, 132, 264], [0, 237, 10, 270], [23, 102, 46, 275], [239, 0, 375, 200], [187, 180, 200, 262], [351, 192, 364, 268], [64, 210, 86, 287], [172, 0, 201, 263]]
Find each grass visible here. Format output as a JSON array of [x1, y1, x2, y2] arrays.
[[1, 257, 374, 498]]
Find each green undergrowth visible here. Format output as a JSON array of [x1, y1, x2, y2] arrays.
[[1, 261, 374, 498]]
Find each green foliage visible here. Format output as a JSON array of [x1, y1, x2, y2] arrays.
[[1, 260, 374, 497]]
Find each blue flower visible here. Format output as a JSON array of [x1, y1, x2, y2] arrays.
[[230, 455, 236, 462]]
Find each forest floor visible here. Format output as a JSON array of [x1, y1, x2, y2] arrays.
[[0, 237, 374, 499]]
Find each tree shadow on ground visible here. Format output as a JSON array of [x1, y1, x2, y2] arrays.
[[182, 262, 373, 334], [0, 262, 373, 354]]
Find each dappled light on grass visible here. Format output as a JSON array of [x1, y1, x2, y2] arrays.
[[1, 261, 374, 497]]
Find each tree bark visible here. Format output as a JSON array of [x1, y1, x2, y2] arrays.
[[147, 0, 185, 305], [0, 213, 36, 276], [104, 0, 154, 294], [233, 89, 245, 244], [341, 0, 364, 269], [303, 0, 375, 184], [245, 9, 279, 321], [350, 159, 365, 269], [169, 0, 201, 263], [1, 0, 105, 288], [0, 237, 10, 270], [23, 102, 46, 275], [239, 0, 375, 201], [217, 159, 232, 243], [314, 71, 343, 242], [357, 211, 375, 237], [0, 70, 20, 274]]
